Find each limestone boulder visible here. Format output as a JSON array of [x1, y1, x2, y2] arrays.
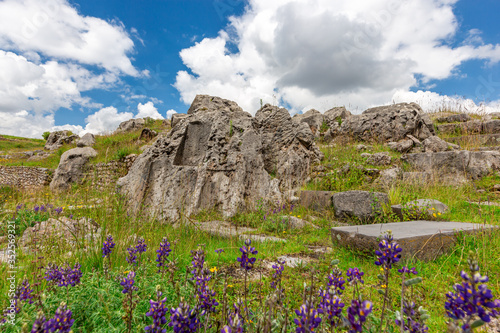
[[45, 131, 79, 151], [361, 152, 392, 166], [324, 106, 351, 127], [117, 96, 323, 220], [115, 118, 145, 133], [299, 190, 333, 211], [332, 190, 389, 221], [20, 216, 100, 248], [403, 150, 500, 181], [76, 133, 95, 147], [422, 135, 452, 152], [391, 199, 449, 220], [50, 147, 97, 191], [293, 109, 324, 137], [376, 167, 402, 188], [388, 138, 414, 153], [139, 128, 158, 142], [436, 114, 470, 123], [340, 103, 434, 142]]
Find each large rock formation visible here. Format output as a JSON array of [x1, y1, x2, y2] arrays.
[[50, 147, 97, 191], [292, 109, 324, 137], [339, 103, 435, 142], [115, 118, 145, 133], [117, 95, 323, 220], [45, 131, 79, 151], [76, 133, 96, 147]]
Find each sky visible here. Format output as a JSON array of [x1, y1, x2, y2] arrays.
[[0, 0, 499, 138]]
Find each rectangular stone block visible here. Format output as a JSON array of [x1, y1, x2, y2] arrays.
[[331, 221, 496, 261], [299, 190, 333, 211]]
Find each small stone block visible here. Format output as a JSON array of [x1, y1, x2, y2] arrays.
[[331, 221, 496, 261], [299, 190, 333, 211]]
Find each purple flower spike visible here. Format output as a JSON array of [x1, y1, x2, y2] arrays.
[[293, 301, 323, 332], [145, 290, 168, 333], [347, 299, 372, 333], [169, 302, 201, 333], [18, 279, 34, 304], [156, 237, 172, 272], [398, 266, 418, 275], [126, 247, 138, 266], [375, 233, 402, 269], [102, 235, 115, 258], [136, 237, 147, 254], [46, 303, 74, 333], [237, 239, 258, 271], [120, 271, 138, 294], [346, 268, 364, 284], [54, 207, 63, 214], [318, 289, 344, 327], [215, 248, 224, 255], [271, 259, 285, 290], [327, 267, 346, 295], [34, 205, 40, 213]]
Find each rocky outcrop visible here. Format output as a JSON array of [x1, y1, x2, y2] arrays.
[[139, 128, 158, 142], [402, 150, 500, 182], [50, 147, 97, 191], [422, 135, 455, 152], [76, 133, 95, 147], [115, 118, 145, 133], [171, 114, 189, 128], [44, 131, 79, 150], [436, 114, 471, 123], [339, 103, 434, 142], [391, 199, 449, 220], [361, 152, 392, 166], [117, 95, 323, 220]]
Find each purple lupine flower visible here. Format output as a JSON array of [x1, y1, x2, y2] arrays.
[[40, 205, 46, 212], [30, 312, 47, 332], [346, 268, 364, 284], [156, 237, 172, 272], [136, 237, 147, 254], [318, 289, 344, 327], [120, 271, 138, 294], [0, 298, 21, 325], [294, 301, 323, 333], [126, 247, 138, 266], [34, 205, 40, 213], [271, 259, 285, 290], [169, 302, 201, 333], [69, 214, 73, 219], [16, 204, 24, 211], [54, 207, 63, 214], [56, 263, 82, 287], [195, 269, 219, 313], [190, 249, 205, 276], [46, 303, 74, 333], [395, 300, 429, 333], [347, 299, 372, 333], [102, 235, 115, 258], [18, 279, 34, 304], [327, 267, 346, 295], [145, 290, 168, 333], [398, 266, 418, 275], [215, 248, 224, 255], [237, 239, 258, 271], [45, 263, 63, 284], [222, 302, 244, 333], [375, 233, 402, 269], [445, 262, 500, 328]]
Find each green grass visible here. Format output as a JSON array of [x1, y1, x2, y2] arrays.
[[0, 135, 44, 152]]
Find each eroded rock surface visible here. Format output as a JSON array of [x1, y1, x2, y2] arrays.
[[45, 131, 79, 151], [50, 147, 97, 191], [117, 95, 323, 220]]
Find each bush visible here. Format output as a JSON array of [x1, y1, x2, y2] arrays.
[[42, 131, 51, 141]]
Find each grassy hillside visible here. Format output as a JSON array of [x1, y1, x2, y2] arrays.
[[0, 134, 45, 152], [0, 112, 499, 332]]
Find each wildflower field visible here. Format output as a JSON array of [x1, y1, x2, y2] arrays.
[[1, 120, 500, 332]]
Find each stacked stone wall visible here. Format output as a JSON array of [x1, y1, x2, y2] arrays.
[[0, 166, 53, 188]]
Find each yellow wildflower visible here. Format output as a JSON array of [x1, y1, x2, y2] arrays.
[[210, 267, 217, 273]]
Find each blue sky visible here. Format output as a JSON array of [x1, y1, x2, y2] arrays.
[[0, 0, 499, 138]]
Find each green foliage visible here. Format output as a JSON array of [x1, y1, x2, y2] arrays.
[[320, 120, 329, 133], [336, 116, 342, 126], [42, 131, 51, 141], [114, 147, 133, 161]]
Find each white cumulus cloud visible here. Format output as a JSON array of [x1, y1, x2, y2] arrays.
[[174, 0, 500, 114], [166, 109, 178, 119], [135, 101, 164, 119]]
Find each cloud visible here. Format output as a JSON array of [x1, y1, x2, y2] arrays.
[[174, 0, 500, 114], [0, 0, 138, 75], [0, 0, 141, 138], [166, 109, 177, 119], [135, 101, 164, 119]]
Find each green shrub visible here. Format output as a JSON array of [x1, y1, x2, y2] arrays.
[[42, 131, 51, 141]]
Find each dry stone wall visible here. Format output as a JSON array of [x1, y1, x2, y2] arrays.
[[0, 166, 53, 188]]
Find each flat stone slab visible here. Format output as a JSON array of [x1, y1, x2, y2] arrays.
[[185, 221, 287, 243], [331, 221, 496, 261]]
